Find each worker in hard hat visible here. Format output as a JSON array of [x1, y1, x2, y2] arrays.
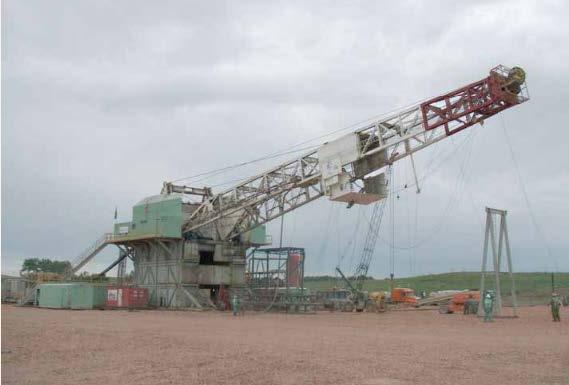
[[463, 298, 471, 315], [483, 290, 495, 322], [550, 292, 562, 322], [231, 294, 240, 316], [470, 297, 479, 315], [379, 294, 386, 313], [465, 295, 478, 315]]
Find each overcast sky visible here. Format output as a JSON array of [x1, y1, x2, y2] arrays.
[[2, 1, 568, 278]]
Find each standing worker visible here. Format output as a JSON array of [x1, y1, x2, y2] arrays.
[[464, 294, 478, 315], [379, 293, 386, 313], [231, 294, 240, 316], [483, 290, 495, 322], [550, 292, 562, 322]]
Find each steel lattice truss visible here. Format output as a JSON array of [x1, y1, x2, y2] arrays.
[[183, 151, 324, 239], [353, 169, 390, 292], [182, 65, 528, 240]]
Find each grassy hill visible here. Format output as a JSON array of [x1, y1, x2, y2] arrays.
[[304, 272, 569, 305]]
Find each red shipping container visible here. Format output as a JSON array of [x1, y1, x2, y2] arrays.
[[106, 286, 149, 308], [287, 254, 303, 287]]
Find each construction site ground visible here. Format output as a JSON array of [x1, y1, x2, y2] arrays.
[[2, 305, 568, 385]]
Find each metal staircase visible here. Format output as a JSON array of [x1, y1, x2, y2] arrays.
[[19, 234, 112, 306], [65, 233, 113, 278], [19, 283, 39, 305]]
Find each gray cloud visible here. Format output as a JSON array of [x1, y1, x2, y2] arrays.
[[2, 0, 568, 277]]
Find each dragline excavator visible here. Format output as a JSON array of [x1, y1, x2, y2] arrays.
[[27, 65, 528, 308], [163, 65, 528, 244]]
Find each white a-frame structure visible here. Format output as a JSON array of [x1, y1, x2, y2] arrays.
[[478, 207, 518, 317]]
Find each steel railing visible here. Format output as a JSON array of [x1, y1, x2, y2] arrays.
[[65, 233, 113, 277]]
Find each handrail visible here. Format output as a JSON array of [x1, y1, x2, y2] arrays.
[[65, 233, 113, 277]]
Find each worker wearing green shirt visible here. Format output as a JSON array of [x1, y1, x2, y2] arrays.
[[550, 293, 562, 322], [483, 290, 495, 322], [231, 294, 241, 316]]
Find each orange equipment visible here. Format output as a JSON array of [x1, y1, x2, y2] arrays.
[[391, 288, 417, 305], [447, 291, 480, 313]]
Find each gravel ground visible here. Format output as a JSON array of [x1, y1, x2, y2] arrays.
[[2, 305, 568, 385]]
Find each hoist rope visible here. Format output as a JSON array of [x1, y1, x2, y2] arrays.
[[405, 159, 412, 274], [361, 130, 477, 251], [168, 93, 439, 184], [337, 205, 363, 271], [389, 165, 395, 275], [500, 115, 557, 271]]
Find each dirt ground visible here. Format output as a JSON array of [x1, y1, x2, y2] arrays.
[[1, 305, 568, 385]]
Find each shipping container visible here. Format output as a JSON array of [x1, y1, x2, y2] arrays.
[[106, 286, 149, 308], [287, 253, 303, 287], [1, 275, 27, 303], [37, 283, 107, 309]]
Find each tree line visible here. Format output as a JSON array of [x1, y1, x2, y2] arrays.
[[20, 258, 125, 282], [20, 258, 72, 275]]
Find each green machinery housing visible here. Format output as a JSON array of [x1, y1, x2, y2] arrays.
[[114, 194, 267, 242], [109, 193, 271, 309]]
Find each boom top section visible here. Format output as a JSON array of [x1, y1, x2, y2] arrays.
[[171, 65, 528, 241], [420, 65, 528, 135]]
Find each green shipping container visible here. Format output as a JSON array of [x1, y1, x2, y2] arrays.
[[37, 283, 107, 309]]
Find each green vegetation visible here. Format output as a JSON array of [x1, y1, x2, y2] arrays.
[[305, 272, 569, 305], [73, 272, 111, 282], [21, 258, 71, 275], [20, 258, 114, 283]]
